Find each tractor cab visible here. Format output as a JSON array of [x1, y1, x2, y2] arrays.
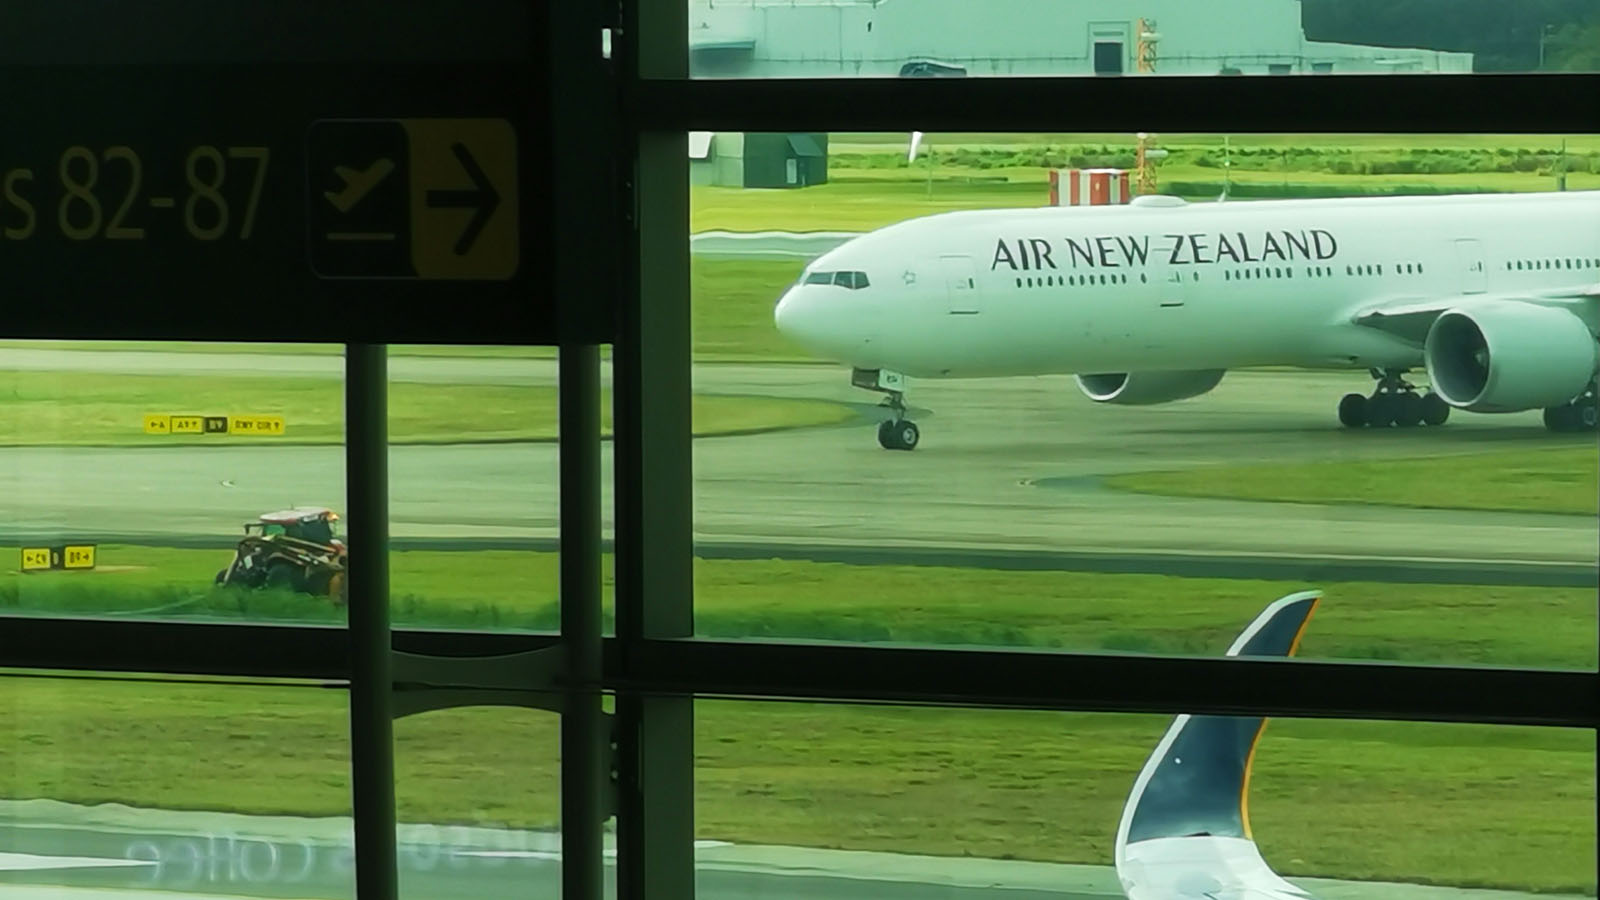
[[217, 507, 347, 603], [247, 508, 341, 546]]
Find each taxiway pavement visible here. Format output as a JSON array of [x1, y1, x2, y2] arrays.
[[1, 804, 1586, 900], [0, 350, 1594, 584]]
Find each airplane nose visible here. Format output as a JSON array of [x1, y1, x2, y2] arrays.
[[774, 283, 877, 361], [773, 288, 813, 341]]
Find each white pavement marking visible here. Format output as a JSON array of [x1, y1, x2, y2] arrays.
[[0, 851, 157, 871], [459, 839, 735, 861]]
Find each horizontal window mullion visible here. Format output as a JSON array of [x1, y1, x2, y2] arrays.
[[630, 74, 1600, 134], [0, 617, 557, 681], [7, 621, 1594, 727], [615, 638, 1598, 729]]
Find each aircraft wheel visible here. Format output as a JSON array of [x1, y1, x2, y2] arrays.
[[1337, 393, 1367, 428], [1578, 401, 1598, 431], [1544, 405, 1580, 433], [878, 419, 919, 451], [891, 420, 920, 451], [1364, 393, 1396, 428], [876, 419, 902, 448], [1420, 392, 1450, 426], [1393, 391, 1424, 428]]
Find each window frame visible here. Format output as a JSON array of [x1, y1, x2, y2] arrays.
[[2, 4, 1598, 900]]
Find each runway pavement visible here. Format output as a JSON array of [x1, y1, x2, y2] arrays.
[[1, 803, 1586, 900], [0, 348, 1593, 585], [1, 349, 1596, 578]]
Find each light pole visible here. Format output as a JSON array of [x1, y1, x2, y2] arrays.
[[1539, 24, 1556, 70]]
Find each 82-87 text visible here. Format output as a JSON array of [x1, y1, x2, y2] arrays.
[[1, 145, 271, 242]]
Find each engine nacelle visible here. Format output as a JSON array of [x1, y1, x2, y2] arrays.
[[1075, 370, 1227, 405], [1424, 301, 1598, 413]]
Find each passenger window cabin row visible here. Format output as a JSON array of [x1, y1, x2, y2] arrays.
[[1506, 258, 1600, 272], [1014, 273, 1137, 289]]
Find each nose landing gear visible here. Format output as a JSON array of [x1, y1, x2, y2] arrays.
[[853, 368, 921, 451], [1338, 369, 1449, 429], [877, 415, 920, 451]]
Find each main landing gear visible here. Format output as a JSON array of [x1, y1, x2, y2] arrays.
[[1337, 369, 1449, 429], [1543, 381, 1599, 433], [853, 368, 920, 450]]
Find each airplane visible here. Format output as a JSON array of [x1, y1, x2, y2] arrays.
[[772, 190, 1600, 450], [1115, 590, 1322, 899]]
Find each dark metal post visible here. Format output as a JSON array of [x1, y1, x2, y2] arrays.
[[345, 343, 396, 900], [611, 1, 696, 896], [561, 342, 605, 900]]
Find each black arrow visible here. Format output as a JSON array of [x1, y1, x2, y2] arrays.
[[426, 142, 500, 256]]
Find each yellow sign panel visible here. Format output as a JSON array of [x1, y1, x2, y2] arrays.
[[404, 118, 518, 280], [144, 415, 284, 435], [227, 415, 285, 435], [62, 545, 95, 569], [20, 548, 51, 571]]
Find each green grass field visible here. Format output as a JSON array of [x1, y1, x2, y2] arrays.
[[3, 536, 1596, 892], [7, 545, 1593, 670], [3, 671, 1592, 892], [695, 132, 1598, 232], [832, 133, 1600, 153], [693, 258, 813, 360], [0, 370, 852, 446], [1107, 447, 1600, 516]]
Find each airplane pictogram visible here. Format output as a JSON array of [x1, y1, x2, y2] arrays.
[[324, 158, 396, 213]]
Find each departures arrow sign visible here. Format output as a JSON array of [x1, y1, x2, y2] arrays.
[[426, 142, 501, 255]]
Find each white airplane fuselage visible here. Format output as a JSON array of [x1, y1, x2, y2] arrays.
[[774, 191, 1600, 381]]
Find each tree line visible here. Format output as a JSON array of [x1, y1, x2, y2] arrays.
[[1301, 0, 1600, 71]]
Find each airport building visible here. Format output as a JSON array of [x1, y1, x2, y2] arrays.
[[689, 0, 1475, 78], [691, 131, 830, 188]]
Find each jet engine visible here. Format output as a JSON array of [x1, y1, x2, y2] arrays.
[[1424, 301, 1598, 413], [1075, 370, 1226, 405]]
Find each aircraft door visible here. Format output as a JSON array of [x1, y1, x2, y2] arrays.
[[1454, 238, 1486, 294], [941, 254, 981, 314]]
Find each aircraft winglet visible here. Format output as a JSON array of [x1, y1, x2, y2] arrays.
[[1114, 591, 1322, 900]]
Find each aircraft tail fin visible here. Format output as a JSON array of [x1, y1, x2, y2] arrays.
[[1113, 591, 1322, 900]]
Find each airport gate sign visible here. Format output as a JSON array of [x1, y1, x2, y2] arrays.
[[0, 62, 581, 344]]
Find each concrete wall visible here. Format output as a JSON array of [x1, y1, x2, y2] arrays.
[[688, 0, 1474, 77]]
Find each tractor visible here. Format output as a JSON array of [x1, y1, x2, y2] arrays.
[[215, 507, 348, 604]]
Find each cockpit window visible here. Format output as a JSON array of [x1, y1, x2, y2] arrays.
[[804, 270, 870, 289]]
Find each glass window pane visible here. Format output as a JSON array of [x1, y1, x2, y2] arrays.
[[696, 699, 1597, 896], [0, 670, 355, 899], [394, 707, 565, 898], [0, 340, 349, 625], [0, 341, 571, 633], [692, 135, 1599, 667], [686, 2, 1594, 77], [383, 343, 563, 632]]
